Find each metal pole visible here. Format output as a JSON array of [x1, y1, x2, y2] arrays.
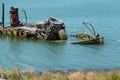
[[2, 3, 4, 28], [83, 22, 96, 36], [22, 10, 27, 23]]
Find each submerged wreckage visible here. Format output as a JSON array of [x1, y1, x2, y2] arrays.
[[0, 4, 67, 41], [0, 4, 104, 44], [71, 22, 104, 44]]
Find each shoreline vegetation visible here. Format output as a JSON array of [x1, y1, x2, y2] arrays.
[[0, 67, 120, 80]]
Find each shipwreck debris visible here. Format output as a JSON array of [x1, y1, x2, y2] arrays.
[[71, 22, 104, 44], [0, 4, 67, 41]]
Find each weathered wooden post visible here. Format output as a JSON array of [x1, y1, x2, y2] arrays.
[[2, 3, 5, 28]]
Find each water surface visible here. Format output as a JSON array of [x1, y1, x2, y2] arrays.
[[0, 0, 120, 72]]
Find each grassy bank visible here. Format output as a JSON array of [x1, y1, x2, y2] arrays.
[[0, 67, 120, 80]]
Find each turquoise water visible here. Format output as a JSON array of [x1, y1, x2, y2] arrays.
[[0, 0, 120, 72]]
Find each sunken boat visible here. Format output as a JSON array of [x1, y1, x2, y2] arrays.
[[0, 5, 67, 41], [71, 22, 104, 44]]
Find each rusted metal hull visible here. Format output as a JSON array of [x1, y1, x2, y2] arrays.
[[71, 33, 104, 44], [0, 17, 67, 41], [0, 27, 67, 41], [71, 37, 104, 44], [71, 22, 104, 44]]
